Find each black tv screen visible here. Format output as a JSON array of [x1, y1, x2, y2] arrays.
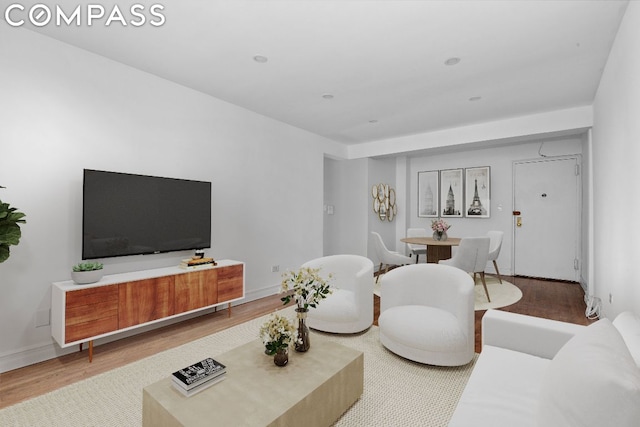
[[82, 169, 211, 260]]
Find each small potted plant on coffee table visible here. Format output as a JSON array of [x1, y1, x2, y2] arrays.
[[259, 313, 298, 367]]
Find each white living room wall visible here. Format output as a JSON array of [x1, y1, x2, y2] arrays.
[[323, 156, 368, 257], [405, 138, 584, 276], [592, 0, 640, 318], [0, 27, 335, 372]]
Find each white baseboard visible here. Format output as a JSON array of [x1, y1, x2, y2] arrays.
[[0, 285, 280, 374]]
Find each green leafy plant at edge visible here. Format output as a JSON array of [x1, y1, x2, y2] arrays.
[[0, 186, 26, 263]]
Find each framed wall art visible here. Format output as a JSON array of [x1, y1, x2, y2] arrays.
[[465, 166, 490, 218], [417, 170, 439, 218], [439, 168, 463, 217]]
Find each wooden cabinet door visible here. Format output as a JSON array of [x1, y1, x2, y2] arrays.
[[118, 276, 175, 329], [175, 269, 218, 314], [218, 264, 244, 302], [65, 285, 119, 343]]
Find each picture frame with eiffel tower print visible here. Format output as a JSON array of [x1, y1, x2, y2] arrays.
[[465, 166, 491, 218], [439, 168, 463, 218]]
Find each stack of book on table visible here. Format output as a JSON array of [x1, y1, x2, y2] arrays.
[[179, 257, 217, 270], [171, 357, 226, 397]]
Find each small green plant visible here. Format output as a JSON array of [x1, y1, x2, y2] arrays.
[[0, 186, 26, 263], [72, 262, 104, 272]]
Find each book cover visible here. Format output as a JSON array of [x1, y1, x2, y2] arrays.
[[171, 357, 226, 389], [172, 374, 226, 397], [171, 369, 226, 391]]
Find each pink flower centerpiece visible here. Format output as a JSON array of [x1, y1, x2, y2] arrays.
[[431, 218, 451, 241]]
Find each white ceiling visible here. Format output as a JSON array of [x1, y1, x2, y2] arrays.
[[24, 0, 628, 145]]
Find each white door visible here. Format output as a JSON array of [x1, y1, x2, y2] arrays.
[[513, 157, 580, 281]]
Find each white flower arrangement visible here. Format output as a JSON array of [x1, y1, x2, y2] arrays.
[[259, 313, 298, 355], [280, 267, 333, 310]]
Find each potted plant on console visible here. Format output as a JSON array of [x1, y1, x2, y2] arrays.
[[71, 262, 104, 285]]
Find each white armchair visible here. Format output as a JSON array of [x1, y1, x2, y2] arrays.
[[301, 254, 374, 334], [378, 264, 475, 366]]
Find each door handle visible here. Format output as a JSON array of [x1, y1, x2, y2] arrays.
[[516, 217, 522, 227]]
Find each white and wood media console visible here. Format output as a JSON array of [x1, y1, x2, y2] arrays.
[[51, 260, 244, 362]]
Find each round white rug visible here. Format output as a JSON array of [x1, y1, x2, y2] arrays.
[[374, 274, 522, 311], [473, 276, 523, 310]]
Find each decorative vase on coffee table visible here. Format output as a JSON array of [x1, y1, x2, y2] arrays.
[[274, 348, 288, 367], [295, 308, 310, 352]]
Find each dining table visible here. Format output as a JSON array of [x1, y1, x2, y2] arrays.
[[400, 236, 461, 264]]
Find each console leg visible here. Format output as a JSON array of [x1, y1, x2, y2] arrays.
[[228, 303, 231, 318], [89, 340, 94, 363]]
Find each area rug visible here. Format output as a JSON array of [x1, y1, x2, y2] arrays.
[[374, 275, 522, 311], [0, 307, 476, 427]]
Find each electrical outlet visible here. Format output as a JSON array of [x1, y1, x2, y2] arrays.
[[35, 309, 50, 327], [271, 265, 280, 273]]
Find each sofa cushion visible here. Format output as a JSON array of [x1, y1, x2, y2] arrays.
[[613, 311, 640, 368], [537, 318, 640, 427], [448, 345, 548, 427], [378, 305, 466, 352]]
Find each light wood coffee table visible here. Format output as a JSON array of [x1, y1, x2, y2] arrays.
[[143, 334, 364, 426]]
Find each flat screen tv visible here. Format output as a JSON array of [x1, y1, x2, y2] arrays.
[[82, 169, 211, 260]]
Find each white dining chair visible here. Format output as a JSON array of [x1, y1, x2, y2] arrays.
[[487, 230, 504, 284], [406, 227, 428, 263], [439, 236, 491, 302], [371, 231, 412, 283]]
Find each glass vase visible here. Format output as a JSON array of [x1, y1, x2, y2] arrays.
[[433, 231, 448, 241], [295, 308, 311, 352], [273, 347, 288, 367]]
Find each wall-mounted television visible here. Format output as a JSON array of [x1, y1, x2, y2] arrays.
[[82, 169, 211, 260]]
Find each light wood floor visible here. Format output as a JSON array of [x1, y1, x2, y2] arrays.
[[0, 275, 591, 409]]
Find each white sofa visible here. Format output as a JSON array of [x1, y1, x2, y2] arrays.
[[449, 309, 640, 427]]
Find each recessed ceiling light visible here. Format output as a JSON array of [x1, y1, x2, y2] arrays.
[[445, 57, 461, 66], [253, 55, 268, 63], [469, 96, 482, 102], [322, 94, 334, 100]]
